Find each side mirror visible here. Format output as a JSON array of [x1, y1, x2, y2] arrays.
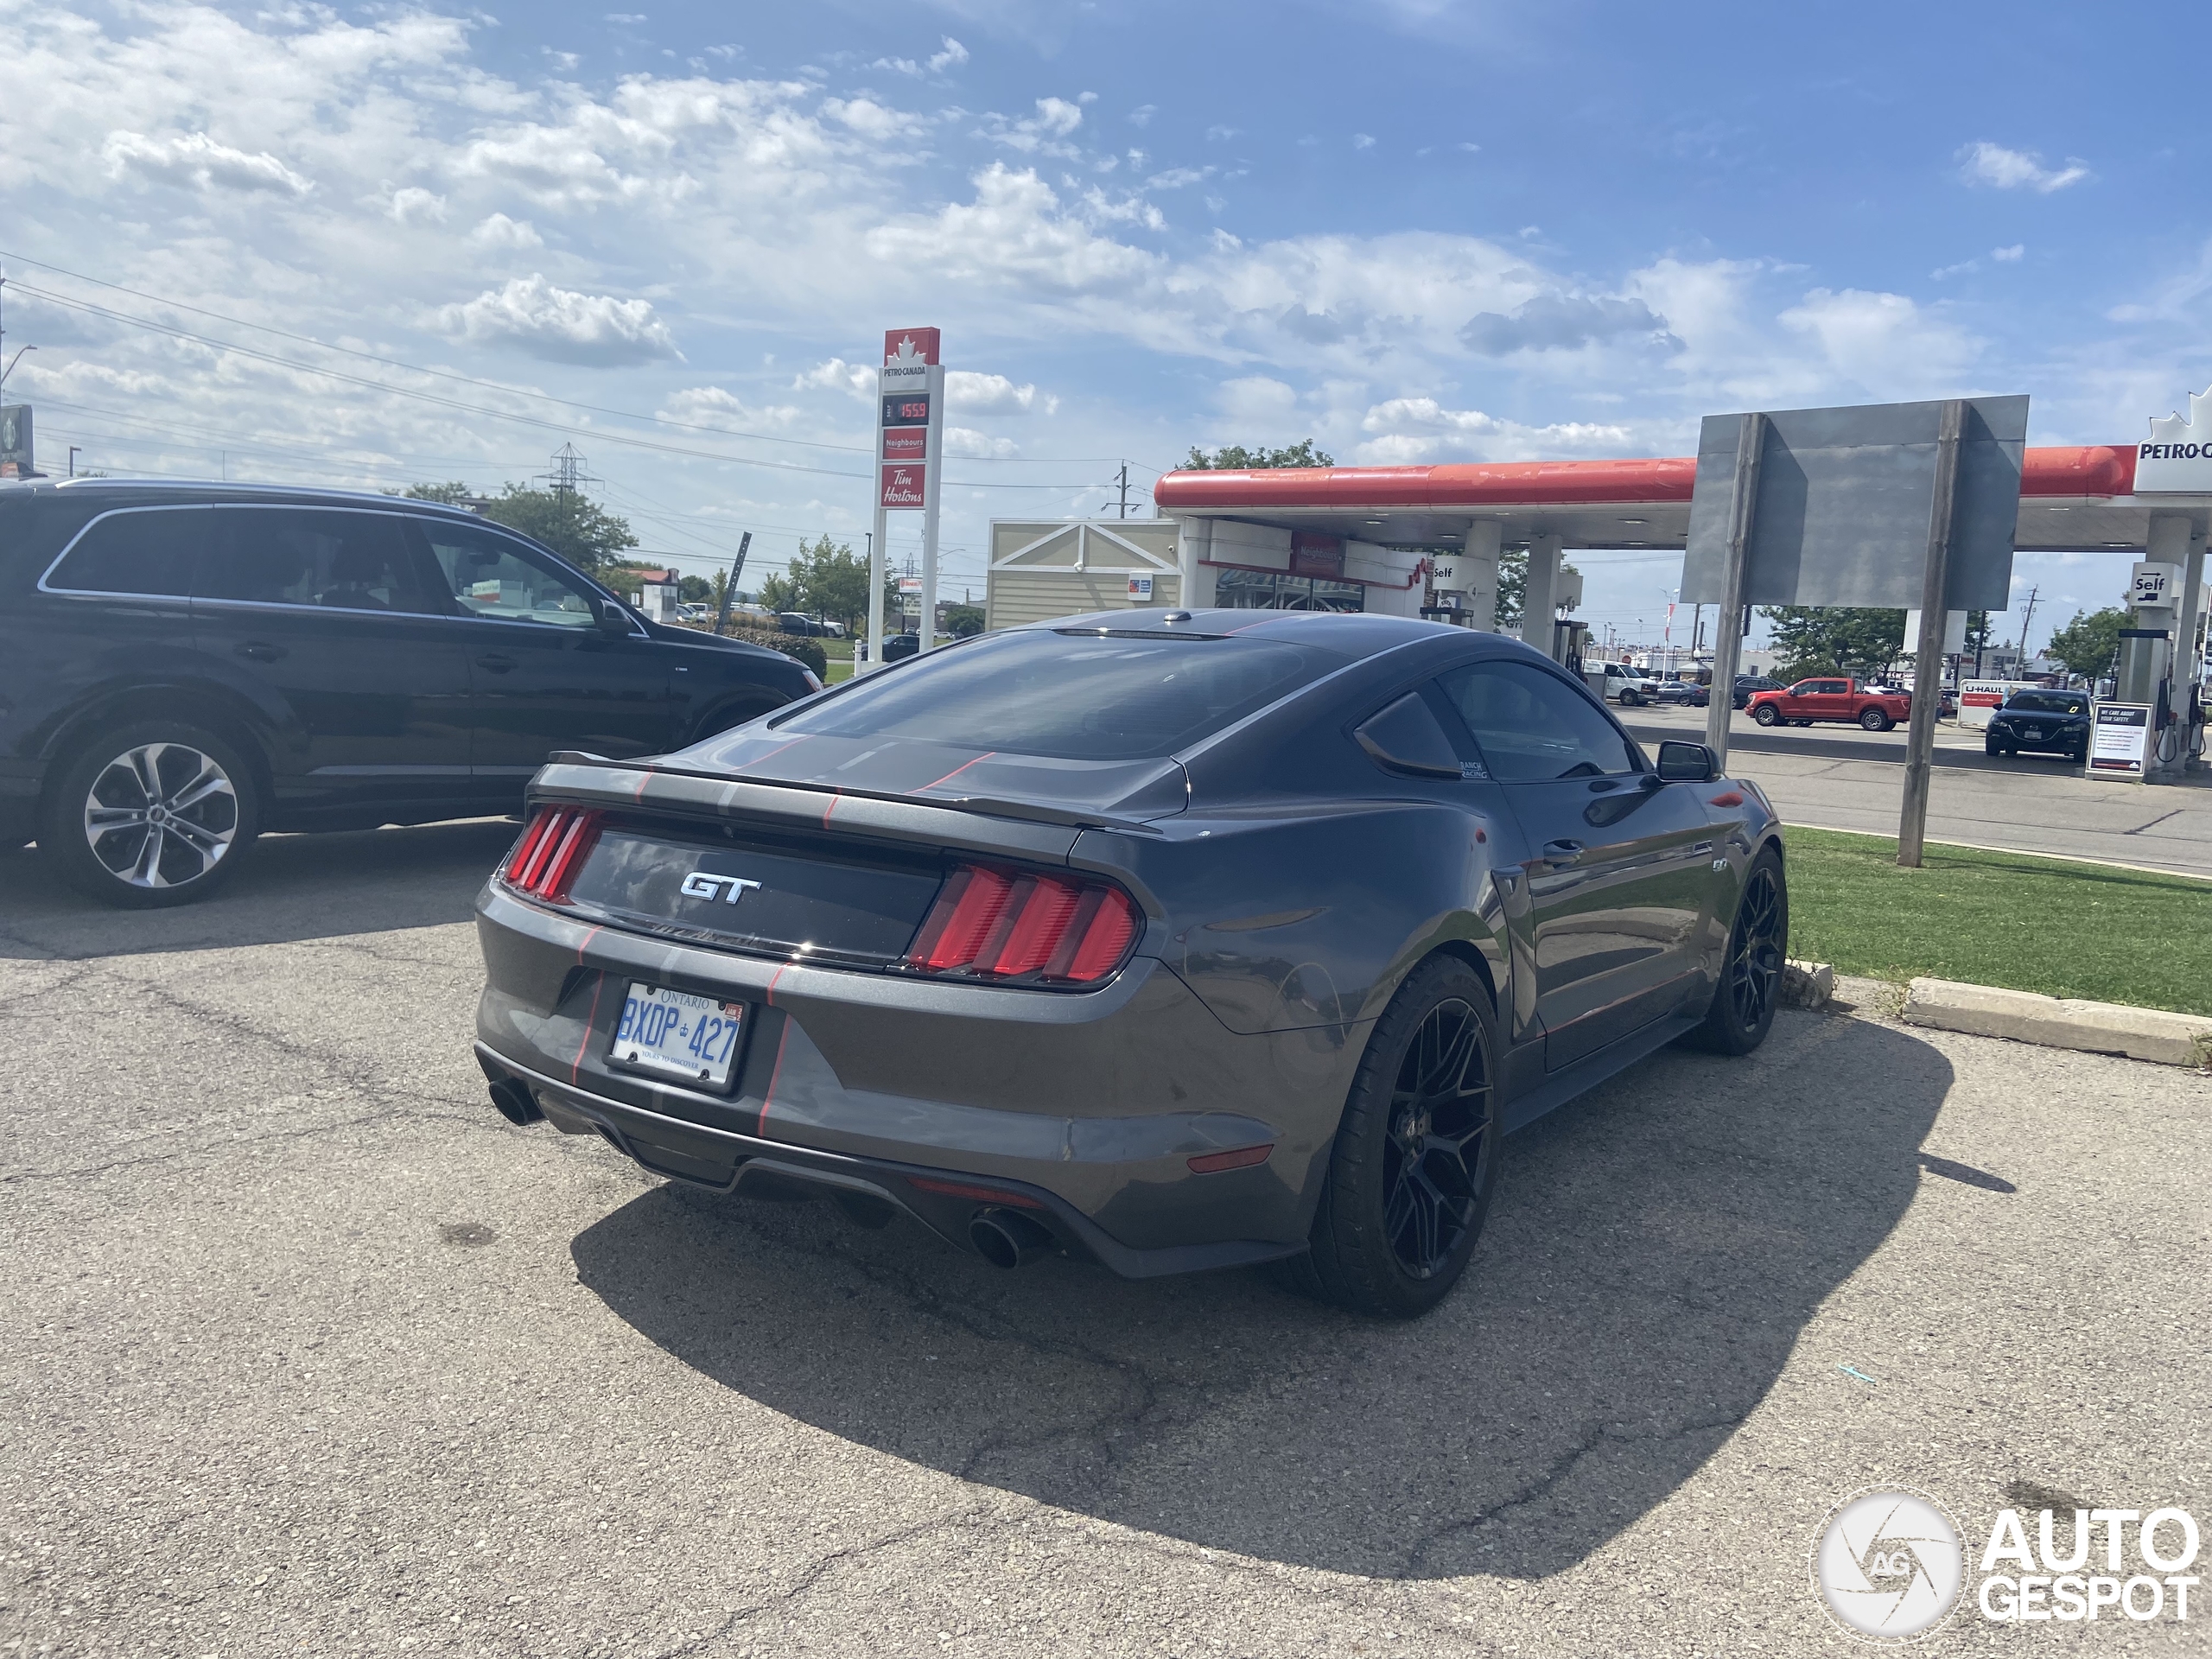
[[1656, 740, 1717, 783], [1353, 693, 1465, 779], [594, 598, 632, 636]]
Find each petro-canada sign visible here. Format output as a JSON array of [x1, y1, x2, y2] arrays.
[[879, 328, 943, 511], [2134, 385, 2212, 492]]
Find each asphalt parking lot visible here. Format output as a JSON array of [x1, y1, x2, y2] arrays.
[[1627, 704, 2212, 879], [3, 827, 2208, 1657]]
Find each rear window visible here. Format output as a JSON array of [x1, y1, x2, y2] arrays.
[[46, 508, 203, 596], [199, 507, 430, 613], [772, 630, 1348, 760], [2007, 691, 2086, 715]]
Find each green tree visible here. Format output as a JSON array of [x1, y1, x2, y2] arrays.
[[1489, 548, 1579, 631], [782, 535, 879, 631], [943, 604, 986, 638], [1760, 607, 1908, 679], [755, 571, 797, 613], [402, 480, 477, 505], [677, 574, 711, 602], [2045, 607, 2126, 683], [1964, 609, 1995, 658], [1182, 439, 1336, 470], [480, 486, 638, 572]]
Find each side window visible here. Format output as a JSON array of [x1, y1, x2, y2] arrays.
[[418, 521, 600, 628], [1820, 680, 1848, 695], [46, 509, 203, 596], [200, 509, 431, 613], [1437, 660, 1639, 782]]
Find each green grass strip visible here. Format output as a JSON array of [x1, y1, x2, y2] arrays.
[[1783, 825, 2212, 1016]]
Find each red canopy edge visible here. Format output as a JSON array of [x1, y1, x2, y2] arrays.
[[1151, 445, 2139, 512]]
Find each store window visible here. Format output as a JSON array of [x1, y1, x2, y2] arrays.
[[1213, 569, 1366, 612]]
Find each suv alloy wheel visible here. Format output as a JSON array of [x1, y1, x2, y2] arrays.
[[43, 721, 260, 907]]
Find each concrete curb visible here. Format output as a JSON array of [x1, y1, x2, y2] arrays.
[[1900, 976, 2212, 1068], [1780, 959, 1834, 1010]]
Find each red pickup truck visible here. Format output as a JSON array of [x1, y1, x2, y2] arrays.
[[1745, 677, 1911, 732]]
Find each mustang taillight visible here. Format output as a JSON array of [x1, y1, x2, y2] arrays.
[[502, 806, 603, 903], [906, 864, 1141, 985]]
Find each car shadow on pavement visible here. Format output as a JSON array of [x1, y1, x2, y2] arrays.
[[570, 1010, 1952, 1580], [0, 819, 517, 959]]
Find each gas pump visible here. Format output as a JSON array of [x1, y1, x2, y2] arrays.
[[2115, 562, 2186, 779]]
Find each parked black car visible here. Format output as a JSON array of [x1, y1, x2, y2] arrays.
[[0, 480, 817, 906], [778, 613, 836, 638], [1732, 675, 1781, 709], [1986, 689, 2090, 760], [474, 611, 1788, 1317], [879, 632, 921, 662]]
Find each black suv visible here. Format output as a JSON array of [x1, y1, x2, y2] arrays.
[[0, 480, 818, 906]]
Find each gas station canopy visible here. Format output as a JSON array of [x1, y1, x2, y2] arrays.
[[1152, 444, 2197, 551]]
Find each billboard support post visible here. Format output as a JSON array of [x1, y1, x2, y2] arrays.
[[1702, 411, 1766, 770], [865, 508, 887, 672], [1898, 398, 1964, 869]]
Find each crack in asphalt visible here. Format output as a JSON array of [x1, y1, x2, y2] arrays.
[[1396, 1411, 1750, 1580]]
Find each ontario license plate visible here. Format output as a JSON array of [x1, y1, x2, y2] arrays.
[[609, 982, 745, 1089]]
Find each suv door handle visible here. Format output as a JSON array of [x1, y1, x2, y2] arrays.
[[234, 640, 285, 663], [475, 653, 516, 674], [1540, 838, 1585, 864]]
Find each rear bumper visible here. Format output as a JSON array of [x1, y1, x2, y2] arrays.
[[473, 884, 1370, 1274]]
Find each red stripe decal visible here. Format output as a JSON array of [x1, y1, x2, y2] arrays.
[[823, 792, 840, 828], [917, 751, 997, 792], [757, 1024, 791, 1139], [570, 972, 605, 1084], [736, 736, 810, 772], [764, 963, 788, 1007], [632, 772, 652, 801]]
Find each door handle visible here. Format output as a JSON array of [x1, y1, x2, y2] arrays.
[[233, 640, 285, 663], [475, 653, 516, 674], [1540, 838, 1586, 864]]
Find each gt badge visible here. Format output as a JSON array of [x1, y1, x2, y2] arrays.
[[679, 872, 763, 905]]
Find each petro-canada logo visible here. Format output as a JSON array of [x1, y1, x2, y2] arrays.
[[1814, 1489, 1966, 1641], [2136, 385, 2212, 491]]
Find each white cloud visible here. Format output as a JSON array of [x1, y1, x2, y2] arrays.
[[1352, 133, 1376, 150], [470, 213, 543, 249], [944, 426, 1019, 458], [102, 130, 312, 196], [1128, 105, 1155, 128], [822, 97, 925, 140], [1355, 397, 1630, 463], [929, 37, 969, 73], [866, 165, 1160, 294], [658, 385, 800, 429], [1957, 141, 2089, 194], [1993, 244, 2025, 262], [1147, 166, 1211, 190], [945, 371, 1043, 415], [1778, 288, 1978, 397], [435, 275, 680, 365], [794, 359, 877, 400], [388, 187, 448, 225]]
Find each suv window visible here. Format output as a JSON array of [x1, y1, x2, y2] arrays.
[[771, 629, 1348, 760], [199, 508, 430, 613], [1437, 659, 1638, 780], [46, 508, 203, 596], [419, 521, 600, 627]]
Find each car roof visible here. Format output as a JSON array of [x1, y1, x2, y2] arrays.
[[1020, 607, 1553, 664], [1, 475, 489, 523]]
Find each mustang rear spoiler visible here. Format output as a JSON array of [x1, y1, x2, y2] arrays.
[[542, 751, 1167, 837]]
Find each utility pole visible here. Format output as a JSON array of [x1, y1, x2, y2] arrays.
[[2017, 585, 2041, 676], [68, 446, 79, 478], [1116, 462, 1130, 519]]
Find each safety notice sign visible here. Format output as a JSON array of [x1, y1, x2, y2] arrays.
[[2089, 702, 2151, 778]]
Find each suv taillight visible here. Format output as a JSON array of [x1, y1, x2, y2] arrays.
[[906, 864, 1140, 985], [501, 806, 603, 903]]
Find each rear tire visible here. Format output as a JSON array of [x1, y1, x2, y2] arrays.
[[1752, 703, 1780, 727], [1859, 708, 1893, 732], [1684, 848, 1787, 1055], [41, 721, 259, 908], [1286, 957, 1500, 1319]]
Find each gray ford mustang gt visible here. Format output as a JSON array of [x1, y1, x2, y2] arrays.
[[472, 608, 1788, 1317]]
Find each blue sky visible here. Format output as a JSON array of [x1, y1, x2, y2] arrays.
[[4, 0, 2209, 648]]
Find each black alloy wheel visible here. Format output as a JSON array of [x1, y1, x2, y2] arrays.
[[1289, 957, 1500, 1319], [1752, 703, 1780, 726], [43, 721, 259, 907], [1685, 847, 1788, 1055]]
